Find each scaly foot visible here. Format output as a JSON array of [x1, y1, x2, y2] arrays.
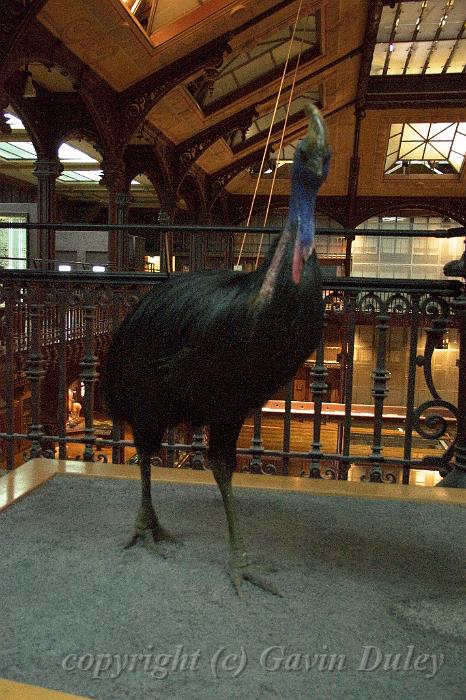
[[229, 553, 282, 597], [125, 505, 179, 554]]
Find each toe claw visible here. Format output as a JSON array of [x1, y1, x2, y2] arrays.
[[124, 523, 178, 556], [229, 557, 282, 597]]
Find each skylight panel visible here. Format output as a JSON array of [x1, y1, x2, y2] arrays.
[[371, 1, 466, 75], [58, 170, 102, 182], [4, 113, 25, 130], [0, 142, 37, 159], [385, 121, 466, 175], [0, 141, 99, 166], [187, 13, 317, 110], [58, 144, 98, 163]]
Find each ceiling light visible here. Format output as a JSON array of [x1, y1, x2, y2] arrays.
[[58, 264, 72, 272]]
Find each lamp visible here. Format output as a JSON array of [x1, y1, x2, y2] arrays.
[[22, 65, 36, 98]]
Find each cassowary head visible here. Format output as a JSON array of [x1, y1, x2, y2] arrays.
[[289, 104, 331, 284]]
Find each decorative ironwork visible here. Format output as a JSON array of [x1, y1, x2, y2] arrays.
[[0, 233, 463, 486], [191, 427, 208, 470], [414, 309, 458, 473], [308, 326, 328, 478], [127, 453, 162, 468], [79, 288, 99, 461], [368, 308, 391, 482], [25, 294, 46, 458], [120, 40, 230, 133], [248, 410, 264, 474]]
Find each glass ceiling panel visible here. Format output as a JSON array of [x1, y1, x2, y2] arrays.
[[58, 144, 97, 163], [58, 170, 103, 182], [121, 0, 207, 33], [229, 90, 319, 150], [188, 14, 317, 109], [385, 121, 466, 174], [370, 0, 466, 75], [0, 142, 37, 159], [0, 139, 98, 164]]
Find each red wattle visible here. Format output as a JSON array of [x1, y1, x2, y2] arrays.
[[292, 242, 304, 284]]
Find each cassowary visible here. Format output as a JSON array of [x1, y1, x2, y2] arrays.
[[103, 104, 330, 595]]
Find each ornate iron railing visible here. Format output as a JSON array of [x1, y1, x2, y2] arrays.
[[0, 224, 465, 486]]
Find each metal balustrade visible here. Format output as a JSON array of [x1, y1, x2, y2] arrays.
[[0, 223, 465, 486]]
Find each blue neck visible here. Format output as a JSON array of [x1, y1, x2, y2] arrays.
[[287, 178, 317, 248]]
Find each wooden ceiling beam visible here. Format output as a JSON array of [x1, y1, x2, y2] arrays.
[[119, 0, 297, 137], [209, 98, 356, 190], [175, 104, 258, 175], [366, 73, 466, 108], [347, 0, 385, 227], [118, 34, 232, 141], [196, 43, 362, 132]]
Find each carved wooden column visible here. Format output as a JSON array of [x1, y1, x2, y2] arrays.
[[32, 157, 63, 269], [157, 209, 173, 273], [101, 160, 130, 271], [225, 233, 234, 270], [189, 214, 208, 272]]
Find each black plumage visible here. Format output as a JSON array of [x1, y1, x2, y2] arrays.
[[103, 105, 330, 595]]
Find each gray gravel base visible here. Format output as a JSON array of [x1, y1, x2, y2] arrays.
[[0, 475, 464, 700]]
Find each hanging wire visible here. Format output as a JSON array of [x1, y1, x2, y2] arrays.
[[235, 0, 304, 268], [255, 14, 309, 269]]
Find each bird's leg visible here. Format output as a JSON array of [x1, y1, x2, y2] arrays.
[[209, 424, 282, 596], [126, 451, 175, 552]]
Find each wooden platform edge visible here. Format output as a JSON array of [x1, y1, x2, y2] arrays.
[[0, 458, 465, 510], [0, 461, 57, 513], [0, 678, 89, 699]]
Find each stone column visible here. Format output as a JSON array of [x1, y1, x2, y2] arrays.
[[32, 158, 63, 269]]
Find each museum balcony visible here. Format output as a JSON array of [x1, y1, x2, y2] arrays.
[[0, 220, 465, 489]]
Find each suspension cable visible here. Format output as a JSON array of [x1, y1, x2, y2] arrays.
[[255, 14, 309, 269], [235, 0, 304, 268]]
